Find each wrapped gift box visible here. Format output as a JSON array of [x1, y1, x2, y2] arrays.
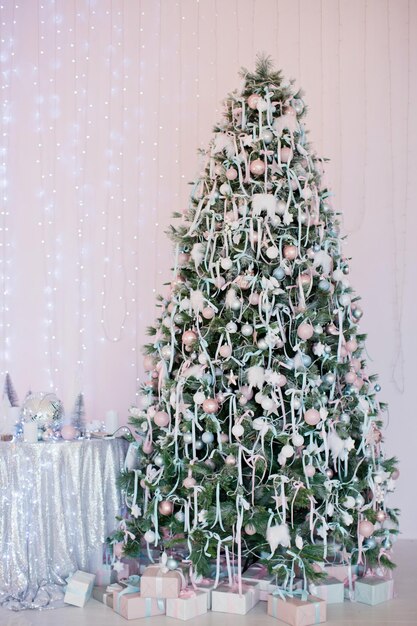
[[95, 564, 118, 586], [354, 577, 394, 605], [309, 576, 344, 604], [140, 564, 183, 599], [166, 589, 208, 621], [92, 583, 123, 608], [194, 578, 217, 609], [323, 563, 357, 582], [211, 581, 260, 615], [242, 564, 277, 600], [267, 593, 326, 626], [113, 591, 166, 620], [64, 570, 96, 607]]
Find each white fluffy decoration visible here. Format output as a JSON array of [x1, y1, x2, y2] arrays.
[[191, 242, 205, 268], [327, 430, 349, 462], [313, 250, 333, 276], [266, 523, 291, 554], [251, 193, 277, 219], [225, 288, 238, 309], [247, 366, 265, 389], [182, 365, 205, 380], [190, 289, 205, 313], [273, 112, 299, 138], [212, 132, 236, 158]]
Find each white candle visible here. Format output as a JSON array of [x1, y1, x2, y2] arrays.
[[105, 410, 119, 435], [23, 421, 39, 443]]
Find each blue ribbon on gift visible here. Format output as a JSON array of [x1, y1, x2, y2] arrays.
[[272, 588, 321, 624], [115, 575, 141, 613]]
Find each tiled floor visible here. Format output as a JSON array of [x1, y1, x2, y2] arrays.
[[1, 539, 416, 626]]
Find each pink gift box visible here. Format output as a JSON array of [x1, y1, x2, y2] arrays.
[[242, 564, 277, 600], [140, 564, 184, 599], [95, 564, 117, 586], [267, 593, 326, 626], [195, 578, 216, 609], [211, 581, 260, 615], [113, 590, 166, 619], [166, 589, 208, 621]]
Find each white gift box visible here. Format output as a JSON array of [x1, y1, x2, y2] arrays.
[[64, 570, 96, 607], [354, 576, 394, 605], [211, 581, 260, 615], [166, 590, 208, 621], [241, 565, 277, 600], [309, 576, 344, 604], [195, 580, 217, 609]]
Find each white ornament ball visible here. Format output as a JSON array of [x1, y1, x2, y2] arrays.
[[226, 322, 238, 333], [221, 257, 233, 270], [281, 444, 295, 458], [266, 246, 279, 259], [194, 391, 205, 405], [261, 397, 274, 411], [219, 183, 231, 196], [257, 338, 268, 350], [202, 431, 214, 444], [144, 530, 156, 543], [344, 496, 356, 509], [252, 417, 265, 431], [292, 433, 304, 447], [241, 324, 253, 337], [276, 200, 286, 215], [232, 423, 245, 438], [244, 523, 257, 535]]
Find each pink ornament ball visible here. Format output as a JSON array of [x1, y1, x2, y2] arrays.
[[376, 510, 387, 523], [61, 424, 77, 441], [391, 469, 400, 480], [280, 147, 293, 163], [159, 500, 174, 515], [298, 273, 311, 287], [283, 245, 297, 260], [250, 159, 265, 176], [225, 455, 236, 466], [346, 338, 358, 353], [249, 292, 260, 305], [297, 323, 314, 341], [284, 106, 297, 117], [202, 398, 219, 414], [305, 464, 316, 477], [358, 520, 374, 538], [276, 374, 287, 387], [345, 371, 357, 384], [219, 345, 232, 358], [202, 306, 215, 320], [239, 385, 253, 400], [215, 276, 226, 289], [247, 93, 261, 109], [154, 411, 170, 428], [182, 330, 197, 346], [205, 459, 216, 469], [304, 408, 321, 426], [183, 476, 196, 489], [220, 433, 229, 443], [178, 252, 190, 266], [143, 354, 156, 371], [226, 167, 238, 180]]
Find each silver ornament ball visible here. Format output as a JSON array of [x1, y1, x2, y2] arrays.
[[166, 557, 179, 571]]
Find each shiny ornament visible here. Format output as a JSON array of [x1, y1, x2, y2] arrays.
[[225, 455, 236, 466], [325, 469, 334, 479], [391, 469, 400, 480], [364, 537, 377, 549], [261, 129, 273, 144], [297, 323, 314, 341], [305, 464, 316, 477], [144, 530, 156, 543], [183, 433, 193, 444], [340, 413, 351, 424], [292, 433, 304, 447], [281, 444, 294, 458], [202, 398, 219, 414], [226, 167, 238, 180], [359, 520, 374, 538], [304, 408, 320, 426], [23, 392, 64, 429], [244, 523, 257, 535], [219, 344, 232, 358], [257, 338, 268, 350], [195, 439, 204, 450], [292, 98, 304, 114], [202, 431, 214, 444], [283, 245, 297, 260], [280, 146, 293, 163], [346, 338, 358, 352], [202, 306, 215, 320], [323, 373, 336, 385], [226, 321, 238, 333], [247, 93, 261, 109], [159, 501, 174, 515], [231, 300, 241, 311], [352, 307, 363, 320], [250, 159, 265, 176], [249, 292, 260, 305], [175, 511, 185, 522], [220, 433, 229, 443], [374, 384, 382, 393], [345, 371, 357, 384], [318, 279, 330, 292], [273, 267, 286, 280], [266, 245, 279, 259], [193, 391, 205, 405], [261, 397, 274, 411], [376, 510, 387, 523], [166, 557, 179, 571], [241, 324, 253, 337], [219, 183, 231, 195], [276, 200, 286, 215], [183, 476, 196, 489], [154, 454, 164, 467], [182, 330, 197, 346], [154, 411, 170, 428], [232, 423, 244, 438], [60, 424, 77, 441], [344, 496, 356, 509], [161, 346, 172, 361]]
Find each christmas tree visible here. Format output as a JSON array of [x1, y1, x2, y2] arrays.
[[118, 57, 399, 587]]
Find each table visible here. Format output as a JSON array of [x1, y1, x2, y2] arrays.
[[0, 437, 128, 610]]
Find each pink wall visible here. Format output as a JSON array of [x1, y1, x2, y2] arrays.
[[0, 0, 415, 536]]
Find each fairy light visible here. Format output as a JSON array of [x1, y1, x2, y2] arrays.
[[0, 3, 15, 378], [100, 2, 129, 344], [36, 1, 61, 392]]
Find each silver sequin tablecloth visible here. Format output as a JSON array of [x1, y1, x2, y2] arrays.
[[0, 438, 128, 610]]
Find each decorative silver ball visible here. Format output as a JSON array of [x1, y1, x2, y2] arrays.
[[374, 384, 381, 392], [355, 494, 365, 507], [261, 129, 273, 144], [273, 267, 285, 280], [325, 468, 334, 479], [226, 321, 238, 334], [231, 300, 241, 311], [166, 557, 179, 571], [241, 324, 253, 337], [302, 355, 312, 367], [323, 373, 336, 385], [292, 98, 304, 114], [313, 244, 321, 252], [324, 346, 332, 354], [322, 202, 332, 214], [174, 313, 185, 324], [343, 266, 350, 275], [154, 454, 164, 467], [364, 537, 377, 549], [318, 279, 331, 292], [175, 511, 185, 522], [257, 339, 268, 350], [202, 431, 214, 444], [195, 439, 204, 450], [183, 433, 193, 444]]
